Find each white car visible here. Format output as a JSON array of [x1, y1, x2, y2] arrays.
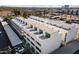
[[15, 47, 24, 54]]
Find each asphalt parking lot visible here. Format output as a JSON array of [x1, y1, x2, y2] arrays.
[[0, 22, 9, 49]]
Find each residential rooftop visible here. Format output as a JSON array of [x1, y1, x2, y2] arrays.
[[2, 22, 22, 47]]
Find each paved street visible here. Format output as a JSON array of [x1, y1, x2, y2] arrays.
[[52, 40, 79, 54]]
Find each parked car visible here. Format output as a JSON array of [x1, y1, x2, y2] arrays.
[[14, 46, 24, 54]]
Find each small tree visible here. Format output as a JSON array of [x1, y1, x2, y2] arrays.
[[3, 16, 15, 22], [62, 10, 65, 14], [23, 12, 27, 18], [67, 10, 70, 14], [76, 10, 78, 16], [13, 10, 20, 16], [23, 44, 32, 54], [66, 20, 72, 24], [71, 10, 74, 15], [45, 32, 50, 38]]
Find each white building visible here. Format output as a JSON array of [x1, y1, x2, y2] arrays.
[[10, 16, 77, 54]]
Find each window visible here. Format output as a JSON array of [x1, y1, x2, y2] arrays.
[[34, 27, 37, 30], [39, 29, 43, 34], [50, 23, 53, 26], [36, 41, 41, 46], [30, 25, 33, 28], [31, 37, 35, 41], [23, 35, 26, 38], [27, 38, 30, 41], [25, 22, 27, 25], [40, 20, 44, 23], [45, 32, 50, 38], [31, 41, 35, 46], [27, 34, 30, 37], [36, 46, 41, 52], [21, 20, 22, 22], [62, 27, 70, 30], [37, 20, 40, 22], [64, 33, 67, 42], [23, 21, 25, 24]]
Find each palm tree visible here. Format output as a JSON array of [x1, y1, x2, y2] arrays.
[[62, 10, 65, 14], [67, 10, 70, 15], [13, 9, 20, 16], [71, 10, 74, 15], [23, 12, 27, 18], [76, 10, 78, 16]]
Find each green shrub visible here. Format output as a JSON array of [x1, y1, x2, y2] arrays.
[[45, 32, 50, 38], [3, 16, 15, 22], [23, 44, 32, 54], [66, 20, 72, 24]]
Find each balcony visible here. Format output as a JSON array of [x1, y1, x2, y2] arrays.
[[34, 29, 43, 35], [30, 29, 37, 31], [26, 27, 32, 29], [34, 32, 42, 35], [26, 25, 33, 29], [39, 32, 50, 40]]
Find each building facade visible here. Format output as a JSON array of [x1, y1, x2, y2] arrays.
[[10, 16, 77, 54]]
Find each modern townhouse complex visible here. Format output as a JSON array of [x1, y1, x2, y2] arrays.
[[28, 16, 77, 43], [10, 16, 77, 54]]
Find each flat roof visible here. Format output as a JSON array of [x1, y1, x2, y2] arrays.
[[29, 16, 72, 30], [0, 22, 9, 49], [13, 17, 68, 34], [27, 18, 68, 33], [13, 18, 58, 34], [52, 40, 79, 54], [2, 22, 22, 47]]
